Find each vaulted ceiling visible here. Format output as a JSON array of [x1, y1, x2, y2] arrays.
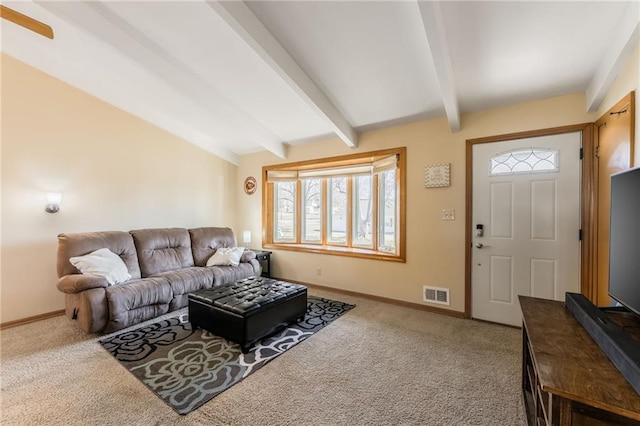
[[2, 1, 638, 164]]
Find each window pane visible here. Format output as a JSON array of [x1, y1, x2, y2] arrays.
[[301, 179, 321, 243], [327, 177, 347, 244], [490, 149, 559, 175], [353, 175, 373, 247], [274, 181, 296, 242], [378, 170, 397, 253]]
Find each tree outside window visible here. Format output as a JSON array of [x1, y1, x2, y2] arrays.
[[328, 177, 347, 244], [353, 175, 373, 248], [302, 178, 321, 243], [274, 181, 296, 242], [378, 169, 397, 253]]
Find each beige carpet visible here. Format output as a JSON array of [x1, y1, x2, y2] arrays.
[[0, 289, 526, 425]]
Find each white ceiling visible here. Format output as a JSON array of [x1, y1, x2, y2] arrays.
[[1, 1, 638, 165]]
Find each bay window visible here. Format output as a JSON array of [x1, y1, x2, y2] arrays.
[[264, 147, 405, 262]]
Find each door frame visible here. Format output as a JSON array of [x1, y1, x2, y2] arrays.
[[464, 123, 595, 319], [593, 92, 636, 306]]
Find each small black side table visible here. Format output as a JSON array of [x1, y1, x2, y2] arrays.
[[251, 250, 272, 278]]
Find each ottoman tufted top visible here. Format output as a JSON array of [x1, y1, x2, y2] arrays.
[[189, 277, 307, 317]]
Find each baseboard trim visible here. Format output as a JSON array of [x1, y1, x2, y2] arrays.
[[0, 282, 467, 329], [273, 277, 466, 319], [0, 309, 65, 330]]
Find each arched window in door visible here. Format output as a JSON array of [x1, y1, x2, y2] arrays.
[[490, 148, 559, 176]]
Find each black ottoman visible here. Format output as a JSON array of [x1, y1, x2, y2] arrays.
[[188, 277, 308, 353]]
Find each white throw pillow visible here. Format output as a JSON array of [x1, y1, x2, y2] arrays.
[[70, 248, 131, 285], [206, 247, 245, 267]]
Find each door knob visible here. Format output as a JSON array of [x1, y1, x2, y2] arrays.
[[475, 243, 484, 249]]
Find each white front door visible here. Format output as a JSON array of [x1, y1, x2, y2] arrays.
[[471, 132, 581, 326]]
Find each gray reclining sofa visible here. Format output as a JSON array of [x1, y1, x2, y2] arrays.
[[56, 227, 260, 333]]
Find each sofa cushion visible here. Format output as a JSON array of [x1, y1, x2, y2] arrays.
[[57, 231, 141, 279], [210, 262, 259, 287], [105, 277, 173, 332], [152, 267, 214, 296], [70, 248, 132, 285], [131, 228, 194, 277], [189, 227, 237, 267], [152, 267, 215, 311]]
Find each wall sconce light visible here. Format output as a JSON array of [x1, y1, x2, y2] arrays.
[[45, 192, 62, 213], [242, 230, 251, 245]]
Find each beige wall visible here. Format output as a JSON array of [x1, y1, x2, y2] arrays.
[[3, 41, 637, 323], [596, 44, 640, 165], [0, 54, 238, 323], [238, 93, 598, 314], [0, 57, 3, 324]]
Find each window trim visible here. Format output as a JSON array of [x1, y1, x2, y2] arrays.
[[262, 147, 406, 262]]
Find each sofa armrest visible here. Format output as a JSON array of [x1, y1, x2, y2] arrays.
[[57, 274, 109, 294], [241, 250, 257, 263]]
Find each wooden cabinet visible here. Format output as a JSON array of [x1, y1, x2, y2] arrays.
[[520, 296, 640, 425]]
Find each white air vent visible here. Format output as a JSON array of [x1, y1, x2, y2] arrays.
[[423, 286, 450, 305]]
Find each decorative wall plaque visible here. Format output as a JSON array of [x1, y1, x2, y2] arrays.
[[424, 163, 451, 188], [244, 176, 257, 195]]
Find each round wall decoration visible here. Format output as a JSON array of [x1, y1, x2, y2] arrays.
[[244, 176, 257, 195]]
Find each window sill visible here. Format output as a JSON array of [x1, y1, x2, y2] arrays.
[[262, 243, 405, 263]]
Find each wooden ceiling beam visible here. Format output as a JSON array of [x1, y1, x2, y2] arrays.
[[0, 5, 54, 39]]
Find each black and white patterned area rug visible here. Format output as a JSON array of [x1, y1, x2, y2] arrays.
[[99, 296, 354, 415]]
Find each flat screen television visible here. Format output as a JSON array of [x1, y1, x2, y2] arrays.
[[609, 165, 640, 316]]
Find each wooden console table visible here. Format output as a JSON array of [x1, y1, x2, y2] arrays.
[[520, 296, 640, 425]]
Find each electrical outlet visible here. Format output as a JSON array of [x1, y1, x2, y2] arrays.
[[442, 209, 455, 221], [316, 267, 321, 275]]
